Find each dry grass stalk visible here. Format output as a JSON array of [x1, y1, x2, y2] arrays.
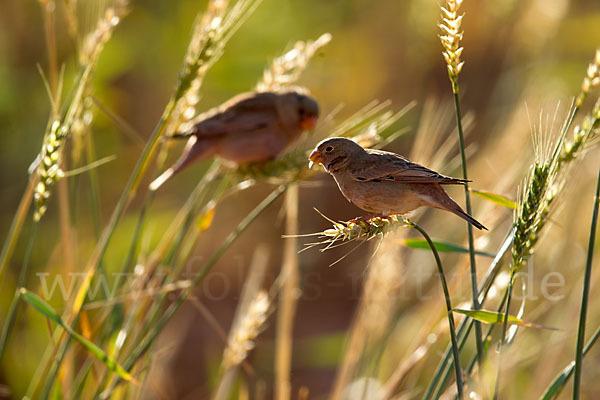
[[439, 0, 464, 92], [256, 33, 332, 92], [222, 290, 270, 369], [275, 183, 300, 400]]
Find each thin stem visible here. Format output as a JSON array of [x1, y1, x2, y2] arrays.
[[494, 268, 516, 400], [573, 167, 600, 399], [276, 183, 300, 400], [410, 221, 463, 400], [0, 222, 38, 362], [453, 292, 510, 400], [0, 175, 37, 284], [452, 91, 484, 370]]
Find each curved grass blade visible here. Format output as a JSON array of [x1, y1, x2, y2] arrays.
[[540, 327, 600, 400], [469, 188, 518, 209], [401, 238, 495, 258], [453, 309, 558, 331], [19, 289, 136, 383]]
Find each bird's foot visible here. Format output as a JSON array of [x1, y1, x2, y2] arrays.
[[349, 214, 390, 224]]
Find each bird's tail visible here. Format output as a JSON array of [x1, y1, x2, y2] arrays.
[[170, 132, 194, 139], [429, 191, 488, 230], [449, 206, 488, 231], [149, 136, 215, 191], [149, 167, 176, 191]]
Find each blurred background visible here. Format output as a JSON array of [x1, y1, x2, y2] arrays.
[[2, 0, 600, 399]]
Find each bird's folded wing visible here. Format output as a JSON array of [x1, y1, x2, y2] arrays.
[[351, 151, 468, 184]]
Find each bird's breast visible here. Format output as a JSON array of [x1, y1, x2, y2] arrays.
[[333, 175, 425, 215], [216, 127, 290, 163]]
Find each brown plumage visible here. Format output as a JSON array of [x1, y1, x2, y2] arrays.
[[149, 90, 319, 190], [309, 137, 487, 230]]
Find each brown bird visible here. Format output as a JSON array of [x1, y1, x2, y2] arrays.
[[308, 137, 487, 230], [149, 90, 319, 190]]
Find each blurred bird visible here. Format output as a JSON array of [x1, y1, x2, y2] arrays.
[[309, 137, 487, 230], [149, 90, 319, 190]]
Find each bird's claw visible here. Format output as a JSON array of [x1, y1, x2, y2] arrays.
[[349, 214, 390, 224]]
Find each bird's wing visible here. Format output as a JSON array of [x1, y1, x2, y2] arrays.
[[349, 149, 468, 184], [188, 93, 280, 138]]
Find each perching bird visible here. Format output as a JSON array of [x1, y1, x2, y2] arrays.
[[308, 137, 487, 230], [149, 90, 319, 190]]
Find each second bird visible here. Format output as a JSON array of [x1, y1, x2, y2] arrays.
[[309, 137, 487, 230], [150, 90, 319, 190]]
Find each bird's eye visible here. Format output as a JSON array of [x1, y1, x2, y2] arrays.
[[325, 146, 333, 152], [298, 107, 306, 116]]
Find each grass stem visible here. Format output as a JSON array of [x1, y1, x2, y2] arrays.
[[573, 167, 600, 399], [276, 183, 300, 400], [452, 88, 484, 372], [410, 221, 463, 400], [0, 221, 38, 362]]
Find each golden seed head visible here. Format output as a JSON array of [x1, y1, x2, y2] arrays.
[[439, 0, 465, 86], [580, 48, 600, 99]]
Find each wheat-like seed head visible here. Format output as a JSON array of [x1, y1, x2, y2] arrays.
[[560, 99, 600, 165], [513, 99, 599, 272], [222, 290, 270, 369], [70, 97, 94, 165], [577, 49, 600, 107], [167, 0, 228, 135], [439, 0, 465, 92], [301, 215, 411, 254], [79, 1, 129, 66], [512, 163, 551, 271], [256, 33, 332, 93], [168, 0, 264, 135], [34, 120, 67, 221]]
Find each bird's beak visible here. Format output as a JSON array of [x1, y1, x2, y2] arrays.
[[300, 116, 318, 131], [308, 150, 323, 169]]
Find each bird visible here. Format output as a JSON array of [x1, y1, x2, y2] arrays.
[[308, 137, 487, 230], [149, 90, 320, 190]]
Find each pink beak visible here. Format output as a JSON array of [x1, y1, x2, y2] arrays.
[[300, 116, 318, 130], [308, 150, 323, 169]]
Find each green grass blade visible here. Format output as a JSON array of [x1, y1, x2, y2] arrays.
[[540, 327, 600, 400], [453, 309, 558, 330], [19, 289, 136, 383], [402, 238, 495, 257], [469, 188, 518, 209], [573, 167, 600, 399]]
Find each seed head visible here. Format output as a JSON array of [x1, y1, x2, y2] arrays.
[[439, 0, 465, 92]]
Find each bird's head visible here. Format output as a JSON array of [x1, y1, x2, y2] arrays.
[[294, 93, 320, 130], [309, 137, 364, 171]]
